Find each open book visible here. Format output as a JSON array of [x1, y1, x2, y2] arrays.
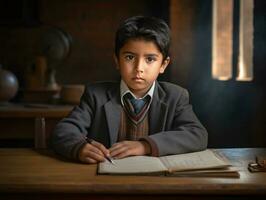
[[98, 149, 240, 178]]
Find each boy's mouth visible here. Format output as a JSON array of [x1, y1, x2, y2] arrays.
[[132, 77, 144, 82]]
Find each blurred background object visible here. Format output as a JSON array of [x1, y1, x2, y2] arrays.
[[22, 27, 72, 104], [39, 27, 72, 90], [0, 64, 19, 104], [60, 84, 85, 105]]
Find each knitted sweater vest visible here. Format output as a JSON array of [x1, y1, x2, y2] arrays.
[[117, 109, 149, 141], [117, 95, 151, 141]]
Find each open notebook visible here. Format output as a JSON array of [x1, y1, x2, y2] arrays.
[[98, 149, 240, 178]]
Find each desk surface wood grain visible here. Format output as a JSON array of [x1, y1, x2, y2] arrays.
[[0, 148, 266, 196]]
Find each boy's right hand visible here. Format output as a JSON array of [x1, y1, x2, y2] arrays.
[[78, 140, 110, 164]]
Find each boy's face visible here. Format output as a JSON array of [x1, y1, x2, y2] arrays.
[[115, 39, 170, 98]]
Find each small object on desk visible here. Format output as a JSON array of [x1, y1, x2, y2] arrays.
[[248, 155, 266, 172], [257, 155, 266, 167], [86, 138, 115, 165]]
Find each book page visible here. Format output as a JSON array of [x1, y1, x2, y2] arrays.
[[160, 149, 230, 172], [169, 168, 240, 178], [98, 156, 167, 174]]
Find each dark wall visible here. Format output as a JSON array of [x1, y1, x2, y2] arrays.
[[169, 0, 266, 148], [0, 0, 169, 86], [0, 0, 265, 148]]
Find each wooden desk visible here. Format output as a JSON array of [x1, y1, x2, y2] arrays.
[[0, 148, 266, 199], [0, 104, 73, 147]]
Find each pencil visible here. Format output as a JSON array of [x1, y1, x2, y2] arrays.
[[86, 138, 115, 164]]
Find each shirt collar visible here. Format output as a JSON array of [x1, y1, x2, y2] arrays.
[[120, 80, 155, 106]]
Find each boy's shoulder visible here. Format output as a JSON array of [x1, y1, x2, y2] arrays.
[[157, 81, 188, 100], [157, 81, 186, 93]]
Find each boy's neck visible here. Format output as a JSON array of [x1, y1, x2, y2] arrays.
[[130, 89, 149, 99], [120, 80, 155, 100]]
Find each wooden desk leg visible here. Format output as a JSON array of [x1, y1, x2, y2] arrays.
[[35, 117, 46, 149]]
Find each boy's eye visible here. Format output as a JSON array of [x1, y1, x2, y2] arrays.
[[146, 56, 156, 63], [125, 55, 134, 60]]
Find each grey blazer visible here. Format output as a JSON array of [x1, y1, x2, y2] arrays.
[[51, 81, 208, 160]]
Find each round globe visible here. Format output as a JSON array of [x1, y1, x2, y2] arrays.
[[0, 67, 19, 103]]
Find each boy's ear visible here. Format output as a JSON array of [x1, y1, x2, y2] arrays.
[[159, 57, 170, 73], [113, 54, 120, 69]]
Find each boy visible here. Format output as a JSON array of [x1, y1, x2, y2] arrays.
[[51, 16, 208, 163]]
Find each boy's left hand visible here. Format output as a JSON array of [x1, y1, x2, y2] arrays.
[[109, 140, 151, 159]]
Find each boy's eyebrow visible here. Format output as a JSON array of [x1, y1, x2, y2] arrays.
[[144, 53, 159, 57], [122, 51, 159, 57], [121, 51, 135, 55]]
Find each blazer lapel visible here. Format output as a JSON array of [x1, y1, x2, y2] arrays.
[[149, 82, 168, 134], [104, 86, 122, 145]]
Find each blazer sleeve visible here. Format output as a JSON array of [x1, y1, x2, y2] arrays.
[[49, 86, 94, 160], [148, 88, 208, 156]]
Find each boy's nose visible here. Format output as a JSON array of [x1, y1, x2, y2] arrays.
[[135, 59, 144, 73]]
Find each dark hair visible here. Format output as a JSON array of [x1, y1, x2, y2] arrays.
[[115, 16, 170, 60]]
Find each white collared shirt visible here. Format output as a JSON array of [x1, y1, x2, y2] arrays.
[[120, 80, 155, 106]]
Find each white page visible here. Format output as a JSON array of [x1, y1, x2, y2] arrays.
[[160, 149, 230, 172], [98, 156, 168, 174]]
